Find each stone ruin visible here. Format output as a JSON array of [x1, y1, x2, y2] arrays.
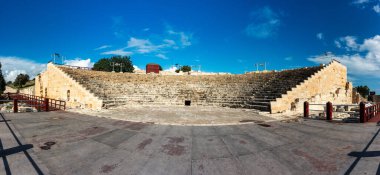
[[35, 60, 353, 113]]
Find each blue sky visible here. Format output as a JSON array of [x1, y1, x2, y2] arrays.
[[0, 0, 379, 92]]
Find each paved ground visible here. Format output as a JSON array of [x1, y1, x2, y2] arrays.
[[68, 106, 295, 125], [0, 111, 379, 175]]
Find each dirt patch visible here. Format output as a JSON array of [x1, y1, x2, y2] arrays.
[[198, 164, 204, 171], [239, 140, 247, 144], [293, 149, 337, 172], [161, 137, 185, 156], [39, 141, 56, 150], [137, 138, 153, 150], [100, 164, 118, 173], [125, 122, 148, 131], [78, 126, 107, 136]]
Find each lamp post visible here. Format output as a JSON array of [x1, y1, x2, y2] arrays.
[[110, 62, 116, 72]]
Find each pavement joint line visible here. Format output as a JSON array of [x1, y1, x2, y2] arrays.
[[219, 135, 247, 175], [0, 137, 11, 175], [344, 126, 380, 175], [133, 125, 174, 175]]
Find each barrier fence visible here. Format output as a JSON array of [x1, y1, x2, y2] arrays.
[[304, 101, 380, 123], [0, 93, 66, 113]]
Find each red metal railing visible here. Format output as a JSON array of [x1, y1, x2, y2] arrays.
[[304, 101, 380, 123], [5, 93, 66, 112], [361, 102, 380, 123]]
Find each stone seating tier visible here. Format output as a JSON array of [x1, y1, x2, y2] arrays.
[[58, 65, 322, 111]]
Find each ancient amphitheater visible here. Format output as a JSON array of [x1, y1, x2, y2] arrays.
[[35, 60, 353, 114]]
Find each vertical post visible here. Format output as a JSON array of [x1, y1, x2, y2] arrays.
[[304, 101, 309, 118], [326, 102, 332, 121], [13, 99, 18, 113], [359, 102, 366, 123], [44, 98, 49, 112]]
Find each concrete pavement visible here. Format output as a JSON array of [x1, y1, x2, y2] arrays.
[[0, 111, 379, 175]]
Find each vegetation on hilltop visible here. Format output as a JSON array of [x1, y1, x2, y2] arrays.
[[355, 85, 370, 98], [175, 65, 191, 73], [13, 74, 30, 88], [93, 56, 134, 73], [0, 63, 6, 94]]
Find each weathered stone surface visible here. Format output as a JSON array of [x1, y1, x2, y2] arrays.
[[36, 60, 352, 113], [2, 111, 380, 175]]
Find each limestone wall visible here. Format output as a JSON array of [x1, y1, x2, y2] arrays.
[[35, 63, 103, 110], [270, 60, 352, 113], [4, 86, 35, 95]]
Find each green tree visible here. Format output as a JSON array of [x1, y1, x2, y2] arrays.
[[181, 65, 192, 72], [355, 85, 370, 98], [92, 56, 134, 72], [14, 74, 29, 88], [0, 63, 6, 93]]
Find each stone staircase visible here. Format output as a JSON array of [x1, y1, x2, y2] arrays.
[[57, 65, 323, 111]]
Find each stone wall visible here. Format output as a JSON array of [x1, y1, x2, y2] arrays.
[[4, 86, 35, 95], [270, 60, 352, 113], [35, 63, 103, 110]]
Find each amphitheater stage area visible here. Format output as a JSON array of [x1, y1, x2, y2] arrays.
[[67, 106, 290, 125], [1, 111, 380, 175]]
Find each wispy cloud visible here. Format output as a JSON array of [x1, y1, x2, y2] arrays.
[[127, 37, 158, 54], [352, 0, 370, 4], [102, 24, 193, 60], [374, 4, 380, 13], [245, 6, 281, 39], [167, 29, 193, 47], [64, 58, 94, 67], [94, 45, 112, 50], [156, 53, 168, 60], [284, 57, 293, 61], [316, 33, 324, 40], [308, 35, 380, 79], [334, 36, 359, 51], [0, 56, 46, 81], [352, 0, 380, 14], [101, 49, 132, 56], [112, 16, 126, 39]]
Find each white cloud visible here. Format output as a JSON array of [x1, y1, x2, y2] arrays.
[[156, 54, 168, 60], [0, 56, 46, 81], [94, 45, 111, 50], [101, 49, 132, 56], [164, 66, 177, 72], [373, 4, 380, 13], [143, 28, 150, 32], [316, 33, 324, 40], [245, 6, 281, 39], [334, 36, 359, 51], [64, 58, 94, 68], [133, 65, 142, 71], [309, 35, 380, 78]]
